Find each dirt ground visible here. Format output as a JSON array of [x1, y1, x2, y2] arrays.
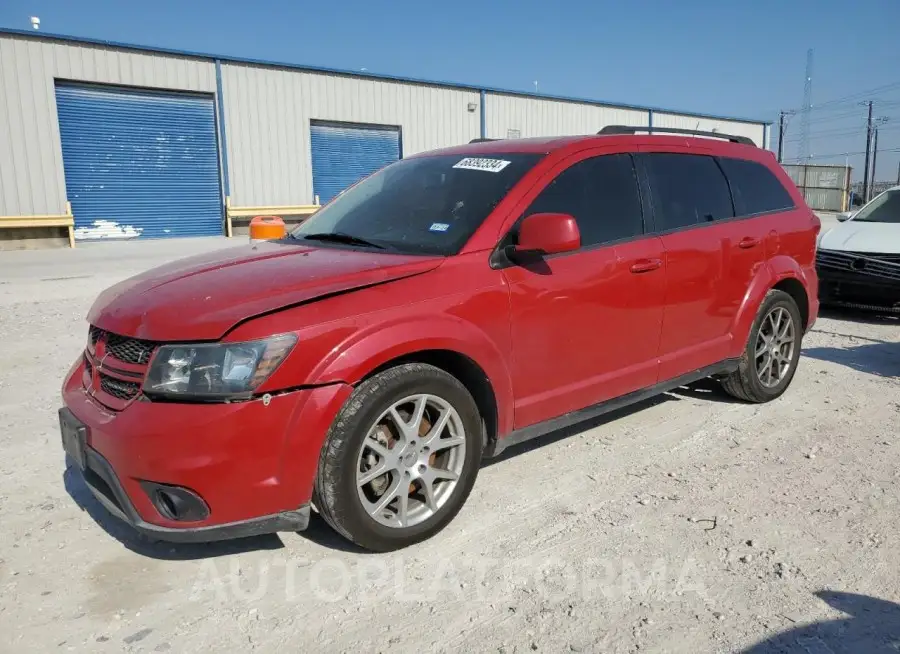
[[1, 238, 899, 653]]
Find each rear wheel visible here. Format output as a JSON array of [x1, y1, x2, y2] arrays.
[[315, 363, 482, 551], [721, 289, 803, 403]]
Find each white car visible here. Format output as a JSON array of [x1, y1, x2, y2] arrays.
[[816, 186, 900, 310]]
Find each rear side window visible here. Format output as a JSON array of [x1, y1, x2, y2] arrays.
[[643, 153, 734, 231], [718, 157, 795, 216], [524, 154, 643, 247]]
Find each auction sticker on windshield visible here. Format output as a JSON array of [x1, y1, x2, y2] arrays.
[[453, 157, 511, 173]]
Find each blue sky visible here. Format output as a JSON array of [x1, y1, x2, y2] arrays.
[[3, 0, 900, 182]]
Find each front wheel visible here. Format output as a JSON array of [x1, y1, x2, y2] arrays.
[[720, 289, 804, 403], [314, 363, 482, 551]]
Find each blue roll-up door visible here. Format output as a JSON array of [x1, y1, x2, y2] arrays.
[[310, 122, 401, 204], [55, 84, 223, 240]]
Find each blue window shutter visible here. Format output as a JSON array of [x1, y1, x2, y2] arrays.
[[310, 123, 401, 204], [55, 84, 223, 240]]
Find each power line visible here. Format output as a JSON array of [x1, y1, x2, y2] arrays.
[[785, 125, 868, 142], [805, 80, 900, 112], [782, 146, 900, 162], [802, 109, 873, 126], [784, 122, 900, 143]]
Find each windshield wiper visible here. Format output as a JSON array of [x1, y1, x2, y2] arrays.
[[299, 232, 386, 249]]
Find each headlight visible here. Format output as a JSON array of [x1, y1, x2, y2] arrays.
[[143, 334, 297, 399]]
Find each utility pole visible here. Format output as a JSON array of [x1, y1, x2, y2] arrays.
[[896, 160, 900, 186], [776, 111, 795, 163], [870, 117, 889, 196], [862, 101, 874, 202], [871, 127, 880, 195]]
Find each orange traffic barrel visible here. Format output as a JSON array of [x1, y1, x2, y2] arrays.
[[249, 216, 286, 243]]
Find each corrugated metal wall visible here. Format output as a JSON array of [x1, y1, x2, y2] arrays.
[[782, 164, 850, 212], [220, 63, 481, 206], [0, 35, 216, 217], [484, 93, 649, 139], [652, 112, 766, 147]]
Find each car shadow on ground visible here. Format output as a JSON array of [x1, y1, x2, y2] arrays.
[[63, 466, 286, 561], [295, 513, 372, 553], [741, 591, 900, 653], [669, 377, 737, 404], [803, 341, 900, 378], [819, 305, 900, 326]]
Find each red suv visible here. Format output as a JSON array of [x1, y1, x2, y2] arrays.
[[60, 126, 820, 551]]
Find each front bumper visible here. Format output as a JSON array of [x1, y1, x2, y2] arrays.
[[77, 442, 309, 542], [816, 249, 900, 309], [817, 267, 900, 309], [61, 358, 353, 542]]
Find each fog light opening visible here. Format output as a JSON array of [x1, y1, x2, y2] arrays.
[[140, 482, 210, 522], [155, 489, 179, 520]]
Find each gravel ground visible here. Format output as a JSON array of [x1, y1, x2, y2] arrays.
[[1, 239, 899, 653]]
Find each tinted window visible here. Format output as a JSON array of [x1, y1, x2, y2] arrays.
[[849, 188, 900, 223], [719, 157, 795, 216], [290, 153, 542, 255], [523, 154, 643, 247], [644, 153, 734, 230]]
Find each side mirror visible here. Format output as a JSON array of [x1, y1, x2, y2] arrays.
[[837, 211, 853, 222], [513, 212, 581, 257]]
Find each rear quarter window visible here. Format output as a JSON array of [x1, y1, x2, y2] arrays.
[[718, 157, 796, 217]]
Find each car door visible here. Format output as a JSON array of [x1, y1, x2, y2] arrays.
[[637, 149, 767, 382], [500, 151, 666, 429]]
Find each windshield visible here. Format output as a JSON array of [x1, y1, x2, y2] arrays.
[[854, 189, 900, 223], [290, 153, 543, 255]]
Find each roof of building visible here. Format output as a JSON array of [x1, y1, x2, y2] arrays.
[[0, 27, 771, 126]]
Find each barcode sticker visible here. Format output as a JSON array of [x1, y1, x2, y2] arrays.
[[453, 157, 511, 173]]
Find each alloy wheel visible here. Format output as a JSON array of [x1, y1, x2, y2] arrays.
[[754, 306, 796, 388], [356, 394, 467, 528]]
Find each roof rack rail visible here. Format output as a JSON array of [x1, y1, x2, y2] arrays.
[[469, 138, 498, 143], [597, 125, 756, 146]]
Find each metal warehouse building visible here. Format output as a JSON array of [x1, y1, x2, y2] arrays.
[[0, 29, 770, 248]]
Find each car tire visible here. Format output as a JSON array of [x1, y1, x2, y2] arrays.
[[314, 363, 482, 552], [720, 289, 804, 403]]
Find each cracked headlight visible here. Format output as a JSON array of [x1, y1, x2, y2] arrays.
[[143, 334, 297, 399]]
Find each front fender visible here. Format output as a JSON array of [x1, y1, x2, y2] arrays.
[[728, 256, 812, 358], [309, 315, 515, 436]]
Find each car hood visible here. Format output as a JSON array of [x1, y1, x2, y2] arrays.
[[819, 220, 900, 254], [88, 241, 444, 341]]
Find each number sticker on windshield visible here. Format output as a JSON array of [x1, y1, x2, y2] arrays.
[[429, 223, 450, 232], [453, 157, 511, 173]]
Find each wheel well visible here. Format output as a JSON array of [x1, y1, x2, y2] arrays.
[[365, 350, 498, 449], [773, 277, 809, 329]]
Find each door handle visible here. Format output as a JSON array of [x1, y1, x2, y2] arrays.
[[630, 258, 662, 273], [738, 236, 760, 249]]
